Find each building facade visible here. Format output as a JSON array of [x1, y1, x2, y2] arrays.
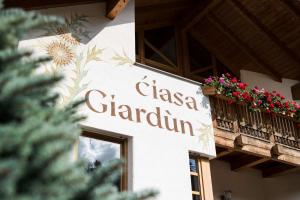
[[10, 0, 300, 199]]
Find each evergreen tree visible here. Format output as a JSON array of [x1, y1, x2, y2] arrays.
[[0, 1, 156, 200]]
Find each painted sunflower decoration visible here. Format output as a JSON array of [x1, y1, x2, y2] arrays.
[[46, 41, 75, 66]]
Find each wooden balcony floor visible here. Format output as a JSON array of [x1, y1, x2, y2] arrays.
[[209, 95, 300, 177], [214, 131, 300, 177]]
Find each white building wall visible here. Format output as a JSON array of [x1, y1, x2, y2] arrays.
[[211, 160, 265, 200], [211, 160, 300, 200], [19, 2, 216, 200], [263, 172, 300, 200], [240, 70, 300, 104]]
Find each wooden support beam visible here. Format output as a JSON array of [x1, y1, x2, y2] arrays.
[[136, 0, 183, 8], [180, 30, 190, 76], [278, 0, 300, 17], [263, 166, 300, 178], [291, 83, 300, 100], [217, 149, 234, 158], [177, 0, 223, 32], [191, 66, 214, 74], [4, 0, 105, 10], [106, 0, 129, 20], [229, 0, 300, 68], [136, 1, 191, 15], [207, 12, 282, 82], [136, 20, 174, 31], [189, 29, 240, 77], [231, 157, 269, 171], [144, 38, 176, 67]]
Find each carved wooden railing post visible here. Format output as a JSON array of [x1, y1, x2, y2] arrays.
[[232, 103, 240, 136], [202, 86, 300, 150]]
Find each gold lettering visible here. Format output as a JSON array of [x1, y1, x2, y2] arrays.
[[173, 92, 183, 106], [118, 105, 133, 121], [164, 110, 179, 132], [85, 89, 107, 113], [135, 108, 146, 123], [180, 120, 194, 136], [146, 107, 163, 128], [159, 89, 172, 103], [185, 96, 199, 111], [135, 81, 149, 96]]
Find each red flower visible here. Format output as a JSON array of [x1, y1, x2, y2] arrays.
[[238, 83, 246, 90], [225, 73, 231, 78], [269, 103, 275, 109], [281, 95, 285, 100], [275, 101, 281, 107], [232, 91, 240, 98], [242, 92, 251, 102], [228, 100, 234, 105], [267, 97, 272, 103], [264, 91, 269, 96], [231, 77, 238, 83], [285, 101, 290, 108], [257, 100, 262, 106], [266, 109, 271, 114]]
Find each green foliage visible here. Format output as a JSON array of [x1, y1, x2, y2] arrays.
[[0, 2, 156, 200]]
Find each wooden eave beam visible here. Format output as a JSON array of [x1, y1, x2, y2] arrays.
[[136, 1, 192, 15], [4, 0, 105, 10], [189, 29, 240, 77], [106, 0, 129, 20], [278, 0, 300, 18], [263, 166, 300, 178], [177, 0, 223, 32], [229, 0, 300, 68], [231, 157, 269, 171], [217, 149, 234, 158], [291, 83, 300, 100], [207, 12, 282, 82]]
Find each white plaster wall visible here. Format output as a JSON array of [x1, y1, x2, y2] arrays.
[[240, 70, 300, 104], [19, 2, 216, 200], [263, 172, 300, 200], [211, 160, 300, 200], [211, 160, 265, 200]]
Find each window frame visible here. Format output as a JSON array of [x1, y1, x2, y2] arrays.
[[189, 155, 214, 200], [75, 131, 128, 191]]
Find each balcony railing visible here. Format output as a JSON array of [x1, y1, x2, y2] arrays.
[[210, 96, 300, 149]]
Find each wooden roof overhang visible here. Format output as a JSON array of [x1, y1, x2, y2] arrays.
[[5, 0, 300, 176], [6, 0, 300, 83], [4, 0, 129, 19], [136, 0, 300, 83]]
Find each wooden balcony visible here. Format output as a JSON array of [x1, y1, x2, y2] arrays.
[[209, 95, 300, 177]]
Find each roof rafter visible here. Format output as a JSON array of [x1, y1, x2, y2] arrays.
[[229, 0, 300, 68], [177, 0, 223, 32], [106, 0, 129, 20], [189, 29, 240, 77], [207, 12, 282, 82], [263, 166, 299, 178], [231, 157, 269, 171], [278, 0, 300, 17]]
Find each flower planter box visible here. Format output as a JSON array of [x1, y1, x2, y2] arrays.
[[201, 86, 217, 96]]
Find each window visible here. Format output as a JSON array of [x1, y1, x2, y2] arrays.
[[74, 131, 128, 191], [136, 26, 180, 74], [135, 26, 237, 83], [189, 155, 213, 200]]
